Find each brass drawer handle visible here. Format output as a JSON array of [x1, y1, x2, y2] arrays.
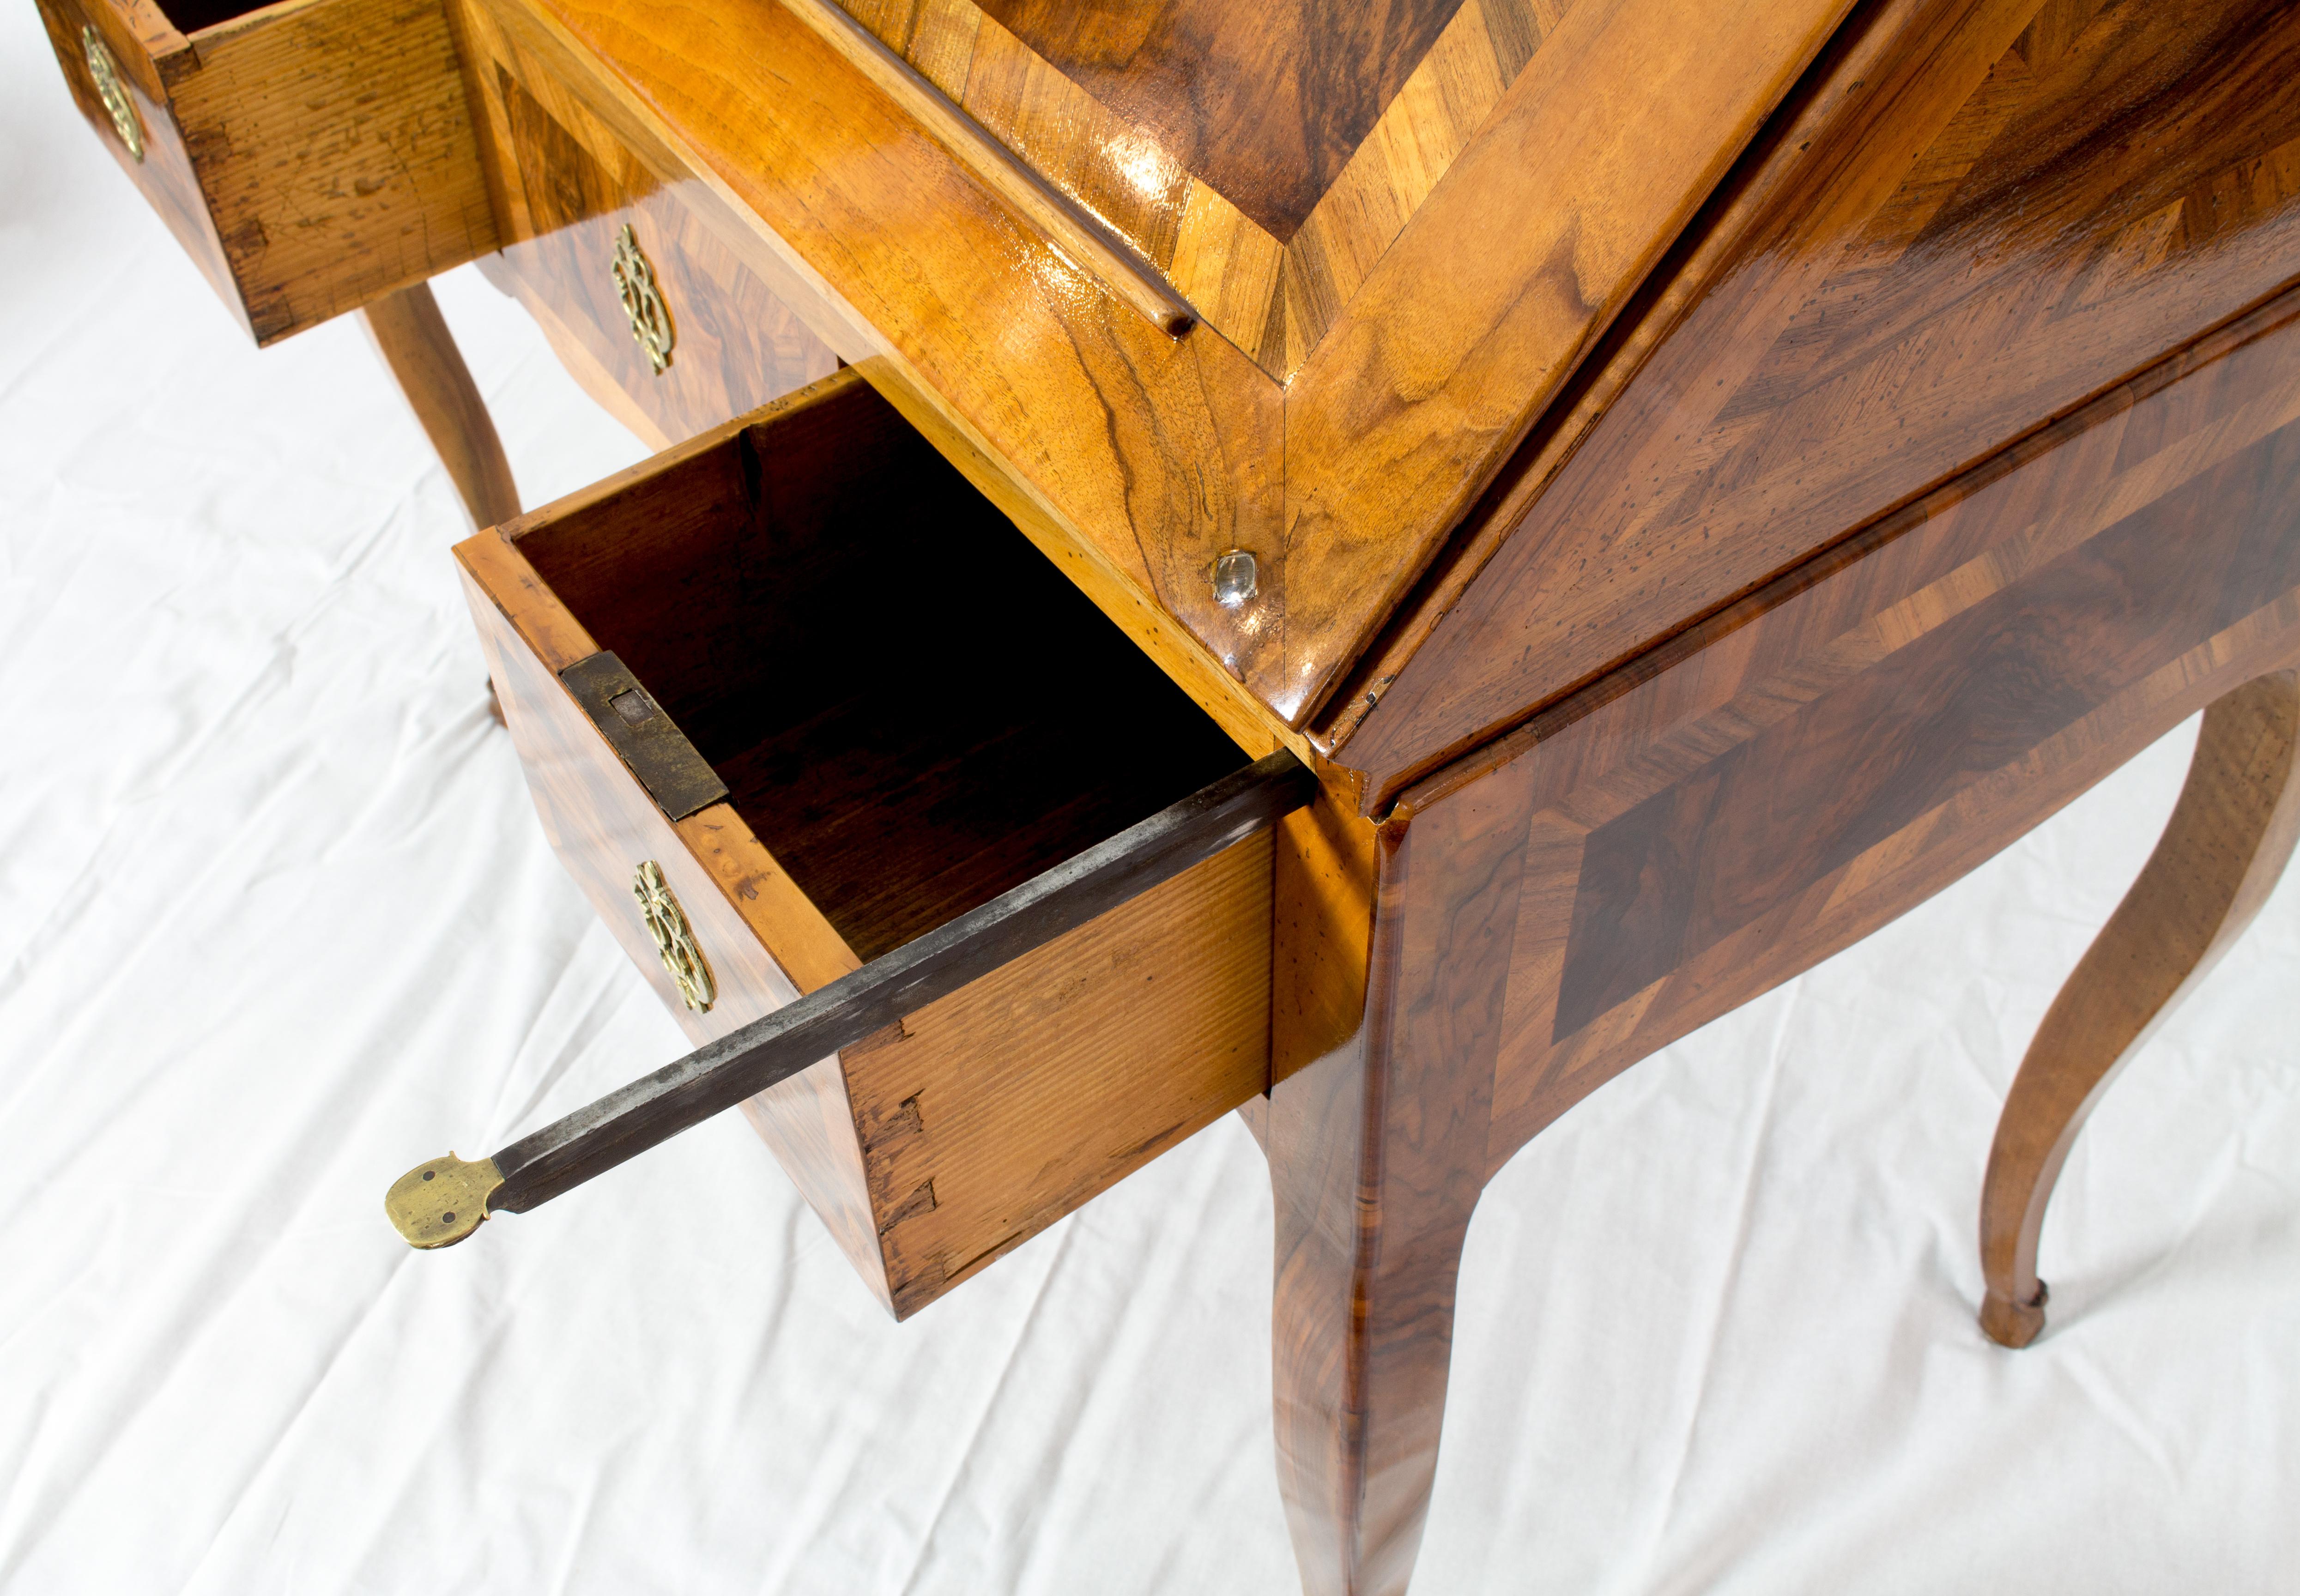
[[610, 224, 673, 374], [634, 860, 715, 1012], [82, 26, 144, 164]]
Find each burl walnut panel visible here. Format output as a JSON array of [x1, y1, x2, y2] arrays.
[[1337, 0, 2300, 801], [973, 0, 1471, 241], [1266, 280, 2300, 1596], [454, 0, 840, 447], [511, 0, 1849, 736]]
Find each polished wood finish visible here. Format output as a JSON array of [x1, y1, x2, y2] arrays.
[[1333, 0, 2300, 803], [787, 0, 1195, 336], [971, 0, 1470, 240], [37, 0, 497, 343], [358, 280, 521, 529], [456, 373, 1286, 1314], [45, 0, 2300, 1582], [1266, 791, 1504, 1596], [454, 0, 842, 447], [486, 0, 1843, 737], [1979, 670, 2300, 1348], [841, 0, 1580, 377], [1263, 280, 2300, 1596]]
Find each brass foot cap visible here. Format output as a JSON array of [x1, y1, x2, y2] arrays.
[[387, 1154, 504, 1249]]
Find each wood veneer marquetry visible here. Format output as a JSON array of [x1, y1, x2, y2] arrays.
[[1262, 280, 2300, 1596], [454, 0, 841, 447], [974, 0, 1471, 241], [511, 0, 1840, 737], [1335, 0, 2300, 803], [1466, 299, 2300, 1161], [836, 0, 1574, 375], [36, 0, 498, 343]]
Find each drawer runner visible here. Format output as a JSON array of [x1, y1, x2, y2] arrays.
[[387, 750, 1314, 1246]]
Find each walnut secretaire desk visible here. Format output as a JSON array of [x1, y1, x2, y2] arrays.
[[38, 0, 2300, 1587]]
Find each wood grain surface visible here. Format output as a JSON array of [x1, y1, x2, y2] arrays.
[[358, 280, 521, 529], [1261, 278, 2300, 1596], [35, 0, 247, 324], [38, 0, 499, 343], [1334, 0, 2300, 803], [478, 0, 1841, 742], [454, 530, 895, 1308], [459, 375, 1287, 1316], [1265, 791, 1513, 1596], [456, 0, 841, 446], [1977, 669, 2300, 1347], [969, 0, 1469, 240], [850, 830, 1274, 1315], [837, 0, 1577, 375]]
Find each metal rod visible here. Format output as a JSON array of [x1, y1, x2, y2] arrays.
[[386, 750, 1314, 1247]]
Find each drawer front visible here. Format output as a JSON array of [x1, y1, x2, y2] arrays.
[[458, 1, 840, 449], [37, 0, 497, 344], [456, 375, 1276, 1316], [457, 531, 895, 1309]]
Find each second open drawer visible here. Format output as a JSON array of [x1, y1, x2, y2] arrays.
[[456, 370, 1278, 1317]]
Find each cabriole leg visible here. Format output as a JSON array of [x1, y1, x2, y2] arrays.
[[1265, 787, 1521, 1595], [1979, 670, 2300, 1347], [359, 281, 520, 531], [1268, 1043, 1478, 1596]]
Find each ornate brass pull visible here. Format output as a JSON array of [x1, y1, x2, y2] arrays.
[[82, 26, 144, 164], [610, 224, 674, 374], [634, 860, 714, 1011]]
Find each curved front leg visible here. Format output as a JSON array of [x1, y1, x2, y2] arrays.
[[1265, 786, 1527, 1595], [359, 281, 521, 531], [1979, 670, 2300, 1347]]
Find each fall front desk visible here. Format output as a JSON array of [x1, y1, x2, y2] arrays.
[[37, 0, 2300, 1589]]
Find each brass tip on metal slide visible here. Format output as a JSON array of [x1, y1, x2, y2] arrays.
[[386, 1154, 505, 1249]]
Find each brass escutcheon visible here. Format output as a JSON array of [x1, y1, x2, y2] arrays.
[[82, 25, 144, 164], [634, 859, 714, 1011], [610, 224, 674, 374]]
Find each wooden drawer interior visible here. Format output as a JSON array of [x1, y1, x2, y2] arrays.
[[37, 0, 497, 343], [457, 370, 1275, 1316]]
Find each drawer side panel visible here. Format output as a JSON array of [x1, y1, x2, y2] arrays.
[[850, 831, 1276, 1318], [457, 552, 893, 1311]]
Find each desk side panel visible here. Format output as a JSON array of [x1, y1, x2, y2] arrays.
[[1379, 290, 2300, 1173], [1342, 0, 2300, 800]]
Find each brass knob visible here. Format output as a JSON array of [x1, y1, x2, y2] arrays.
[[610, 224, 674, 374], [634, 860, 714, 1011]]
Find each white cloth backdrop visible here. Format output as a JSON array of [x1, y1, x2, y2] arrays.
[[4, 15, 2297, 1593]]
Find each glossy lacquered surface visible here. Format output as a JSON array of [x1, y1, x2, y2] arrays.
[[1333, 0, 2300, 801], [506, 0, 1849, 734], [455, 0, 842, 447], [1266, 282, 2300, 1594]]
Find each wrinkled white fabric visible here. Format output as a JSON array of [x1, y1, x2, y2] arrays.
[[2, 14, 2296, 1593]]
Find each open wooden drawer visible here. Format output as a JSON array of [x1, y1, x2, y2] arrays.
[[36, 0, 495, 344], [455, 369, 1280, 1317]]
